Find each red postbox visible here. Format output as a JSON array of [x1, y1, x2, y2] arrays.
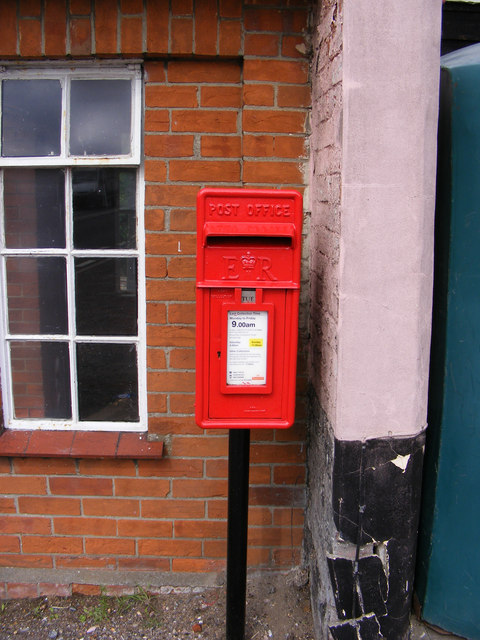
[[195, 188, 302, 429]]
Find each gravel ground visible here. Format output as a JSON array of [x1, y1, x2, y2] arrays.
[[1, 571, 458, 640], [0, 572, 315, 640]]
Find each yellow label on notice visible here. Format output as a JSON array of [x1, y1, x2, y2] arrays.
[[249, 339, 263, 347]]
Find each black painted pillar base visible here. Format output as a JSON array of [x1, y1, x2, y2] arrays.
[[306, 401, 426, 640]]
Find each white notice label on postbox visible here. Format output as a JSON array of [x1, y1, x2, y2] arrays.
[[227, 311, 268, 385]]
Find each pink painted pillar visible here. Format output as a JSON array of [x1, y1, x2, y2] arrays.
[[306, 1, 443, 637]]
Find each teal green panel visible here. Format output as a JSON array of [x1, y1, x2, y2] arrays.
[[417, 44, 480, 640]]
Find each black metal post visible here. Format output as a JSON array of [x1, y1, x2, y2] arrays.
[[226, 428, 251, 640]]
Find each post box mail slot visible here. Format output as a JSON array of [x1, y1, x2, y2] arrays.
[[195, 188, 302, 429]]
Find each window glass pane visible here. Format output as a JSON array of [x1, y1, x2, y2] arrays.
[[10, 341, 71, 419], [70, 80, 132, 156], [77, 342, 138, 421], [73, 168, 136, 249], [4, 169, 66, 249], [2, 80, 62, 157], [7, 257, 68, 335], [75, 257, 137, 336]]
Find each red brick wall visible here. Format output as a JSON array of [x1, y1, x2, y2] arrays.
[[0, 0, 310, 591]]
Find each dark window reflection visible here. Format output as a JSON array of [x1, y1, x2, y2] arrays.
[[4, 168, 66, 249], [11, 341, 71, 419], [7, 257, 68, 335], [70, 80, 132, 156], [73, 168, 136, 249], [75, 257, 137, 336], [77, 342, 138, 421], [2, 80, 61, 157]]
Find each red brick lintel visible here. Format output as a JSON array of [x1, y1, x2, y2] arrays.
[[0, 429, 163, 459]]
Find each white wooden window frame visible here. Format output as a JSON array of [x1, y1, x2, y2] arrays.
[[0, 64, 146, 432]]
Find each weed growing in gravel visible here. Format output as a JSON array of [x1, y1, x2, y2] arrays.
[[115, 587, 163, 628], [31, 603, 45, 618], [79, 600, 109, 624], [48, 606, 60, 620], [77, 588, 163, 629]]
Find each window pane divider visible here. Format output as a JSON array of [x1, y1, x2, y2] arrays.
[[0, 172, 13, 423], [5, 334, 69, 341], [0, 248, 69, 256], [71, 249, 139, 257], [75, 336, 140, 343], [0, 157, 139, 167], [4, 333, 140, 342], [0, 249, 139, 257], [136, 165, 147, 428], [65, 168, 78, 425]]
